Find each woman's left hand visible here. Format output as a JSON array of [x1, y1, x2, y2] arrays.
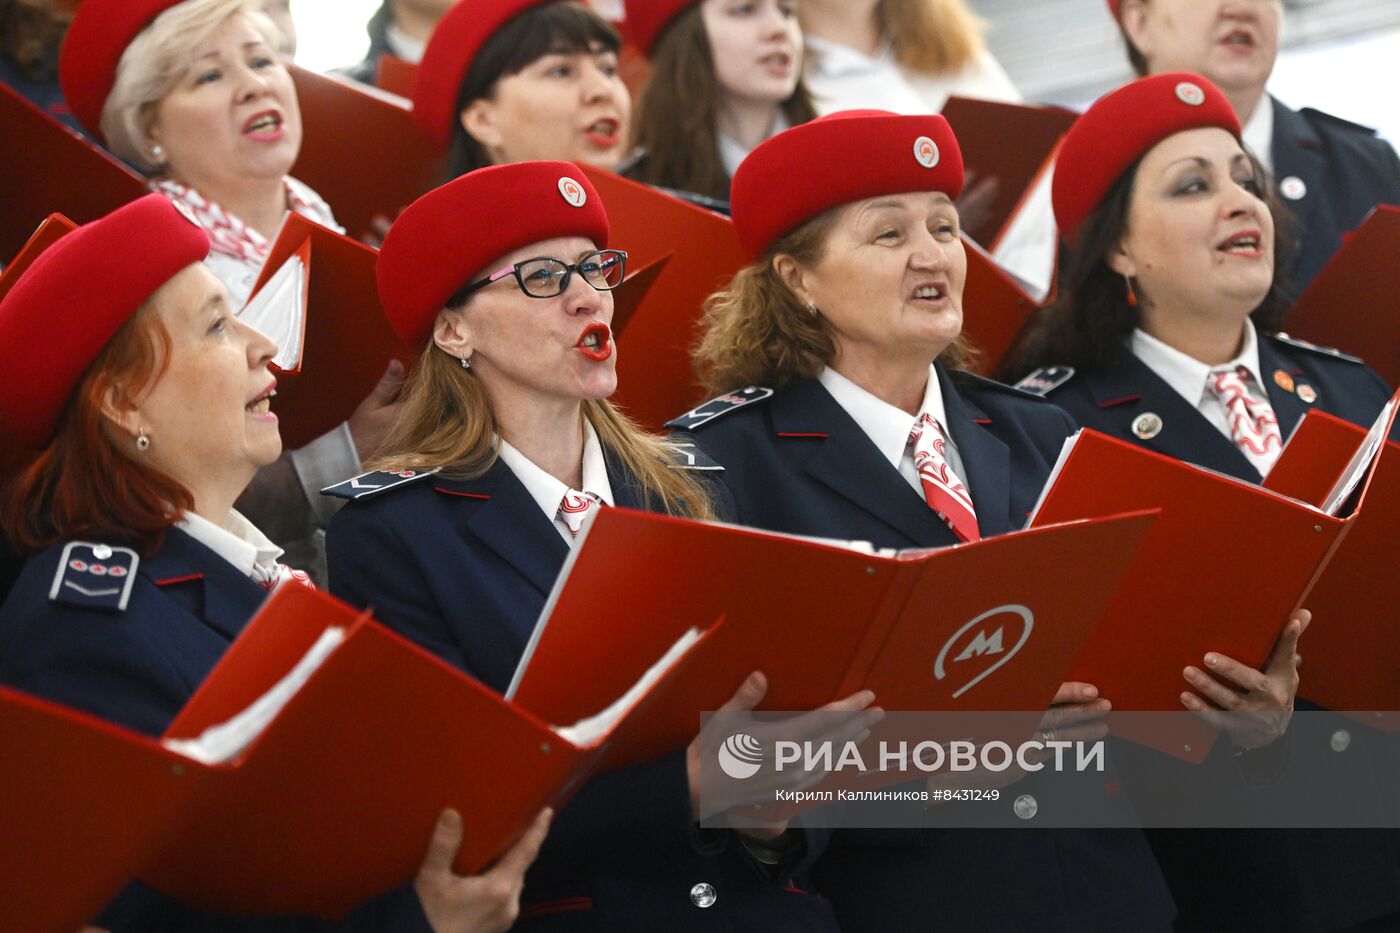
[[1180, 609, 1310, 750]]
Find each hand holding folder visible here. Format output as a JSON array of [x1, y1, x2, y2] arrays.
[[1264, 404, 1400, 721], [2, 584, 716, 923], [506, 506, 1157, 770], [1028, 403, 1397, 760]]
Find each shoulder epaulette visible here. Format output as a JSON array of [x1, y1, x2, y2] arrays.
[[950, 369, 1051, 401], [664, 386, 774, 431], [1299, 107, 1380, 138], [321, 467, 440, 501], [1271, 333, 1365, 365], [1012, 366, 1076, 398], [48, 542, 139, 612], [665, 440, 724, 471]]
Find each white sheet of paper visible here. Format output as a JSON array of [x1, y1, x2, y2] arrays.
[[238, 252, 306, 371]]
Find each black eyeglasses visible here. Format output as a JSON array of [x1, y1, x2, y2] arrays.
[[451, 248, 628, 303]]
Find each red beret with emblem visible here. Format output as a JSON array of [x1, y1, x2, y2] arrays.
[[59, 0, 188, 139], [730, 109, 964, 260], [0, 194, 211, 449], [621, 0, 695, 57], [1052, 73, 1242, 242], [377, 161, 610, 347], [413, 0, 560, 150]]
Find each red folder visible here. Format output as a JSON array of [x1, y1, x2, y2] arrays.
[[962, 235, 1046, 375], [583, 168, 749, 430], [940, 96, 1076, 250], [287, 64, 441, 244], [0, 686, 206, 933], [1264, 410, 1400, 721], [1284, 204, 1400, 387], [507, 506, 1156, 770], [245, 213, 413, 450], [0, 83, 147, 262], [373, 53, 417, 98], [1028, 428, 1375, 760], [133, 584, 714, 917]]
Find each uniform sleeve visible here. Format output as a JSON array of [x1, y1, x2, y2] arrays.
[[98, 879, 431, 932], [0, 601, 192, 737], [325, 503, 471, 673]]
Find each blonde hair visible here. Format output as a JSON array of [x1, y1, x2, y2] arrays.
[[101, 0, 283, 171], [694, 209, 975, 396], [880, 0, 986, 76], [368, 344, 718, 522]]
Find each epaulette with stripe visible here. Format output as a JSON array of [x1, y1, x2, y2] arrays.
[[49, 542, 139, 611], [664, 387, 774, 431], [321, 468, 440, 501], [1011, 366, 1076, 398], [1271, 334, 1365, 365]]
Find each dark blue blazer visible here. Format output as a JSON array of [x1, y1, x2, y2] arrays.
[[1271, 97, 1400, 301], [1031, 338, 1400, 933], [0, 528, 429, 931], [325, 457, 840, 933], [670, 366, 1177, 933]]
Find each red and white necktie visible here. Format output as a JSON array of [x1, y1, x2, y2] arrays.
[[908, 414, 980, 543], [557, 490, 603, 538], [251, 561, 315, 591], [1209, 366, 1282, 468]]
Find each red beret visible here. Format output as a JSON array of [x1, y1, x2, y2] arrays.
[[621, 0, 694, 57], [730, 110, 964, 260], [413, 0, 558, 150], [377, 161, 610, 347], [59, 0, 186, 139], [0, 194, 210, 449], [1053, 73, 1242, 242]]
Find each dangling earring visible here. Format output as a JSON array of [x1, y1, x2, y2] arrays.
[[1123, 274, 1138, 308], [136, 429, 150, 451], [805, 300, 818, 317], [460, 354, 471, 370]]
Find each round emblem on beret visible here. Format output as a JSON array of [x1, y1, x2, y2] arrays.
[[558, 176, 587, 208], [913, 136, 940, 169], [1279, 175, 1307, 201], [1174, 81, 1206, 107], [170, 199, 203, 228]]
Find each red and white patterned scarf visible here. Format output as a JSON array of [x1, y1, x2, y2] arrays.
[[151, 176, 340, 264]]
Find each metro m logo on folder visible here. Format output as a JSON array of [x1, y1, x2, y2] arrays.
[[935, 604, 1033, 699]]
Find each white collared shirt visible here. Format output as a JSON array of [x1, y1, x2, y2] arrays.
[[818, 364, 966, 495], [803, 35, 1020, 117], [717, 113, 790, 179], [1242, 95, 1275, 175], [496, 421, 615, 545], [385, 23, 427, 64], [177, 509, 285, 581], [1130, 321, 1277, 475]]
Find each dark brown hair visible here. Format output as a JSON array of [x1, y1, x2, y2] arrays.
[[4, 300, 194, 556], [1003, 149, 1292, 380], [630, 4, 817, 202], [444, 1, 621, 179]]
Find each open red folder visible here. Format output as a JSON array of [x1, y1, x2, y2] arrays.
[[1028, 416, 1394, 761], [373, 53, 417, 98], [244, 213, 413, 450], [962, 235, 1047, 374], [286, 64, 440, 244], [581, 168, 748, 430], [0, 686, 206, 933], [1284, 204, 1400, 387], [940, 96, 1075, 251], [1264, 408, 1400, 721], [0, 83, 146, 262], [506, 506, 1157, 770]]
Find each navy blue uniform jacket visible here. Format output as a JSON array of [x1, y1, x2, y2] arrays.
[[669, 366, 1177, 933], [1271, 98, 1400, 300], [325, 456, 841, 933], [1026, 335, 1400, 933], [0, 528, 430, 931]]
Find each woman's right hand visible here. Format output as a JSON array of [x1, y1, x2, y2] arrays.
[[686, 672, 883, 828], [414, 807, 552, 933]]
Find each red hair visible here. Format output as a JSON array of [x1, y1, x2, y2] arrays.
[[3, 299, 194, 556]]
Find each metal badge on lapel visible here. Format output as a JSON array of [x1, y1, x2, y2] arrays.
[[1273, 369, 1295, 393], [1132, 412, 1164, 440], [1279, 176, 1307, 201], [1297, 384, 1318, 404]]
